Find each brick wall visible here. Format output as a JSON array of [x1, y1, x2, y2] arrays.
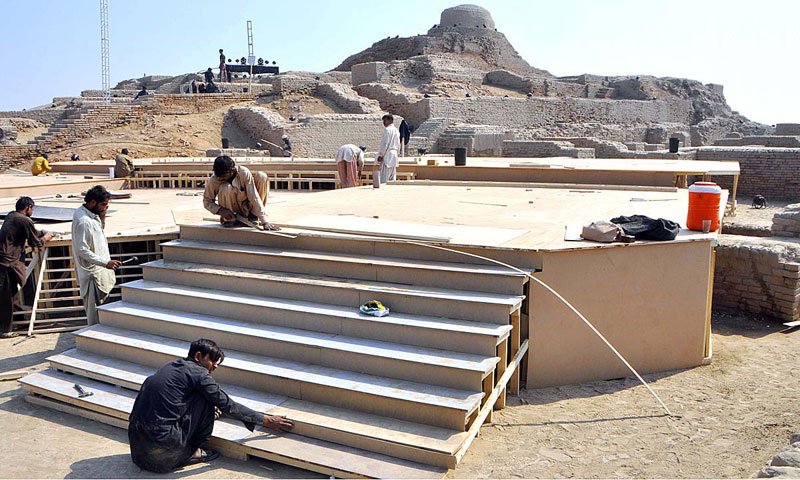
[[714, 236, 800, 321], [772, 204, 800, 237], [423, 96, 693, 129], [698, 147, 800, 200], [502, 140, 595, 158], [0, 109, 65, 125]]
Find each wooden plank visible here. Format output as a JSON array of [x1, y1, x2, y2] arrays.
[[0, 370, 29, 381], [455, 339, 529, 464], [481, 374, 493, 425], [509, 311, 521, 395], [26, 249, 49, 338], [25, 394, 129, 429], [493, 338, 508, 410]]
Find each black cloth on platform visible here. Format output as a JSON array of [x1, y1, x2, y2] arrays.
[[128, 357, 263, 473], [610, 215, 681, 241]]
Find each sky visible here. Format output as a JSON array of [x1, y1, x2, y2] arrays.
[[0, 0, 796, 125]]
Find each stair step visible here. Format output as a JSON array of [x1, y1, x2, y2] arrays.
[[48, 349, 468, 467], [143, 260, 522, 324], [20, 369, 449, 477], [75, 325, 482, 430], [121, 280, 509, 356], [178, 224, 535, 270], [99, 301, 496, 391], [161, 239, 525, 295]]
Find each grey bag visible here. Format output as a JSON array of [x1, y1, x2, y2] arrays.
[[581, 221, 623, 243]]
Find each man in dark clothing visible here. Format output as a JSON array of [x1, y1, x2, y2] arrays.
[[399, 119, 411, 157], [204, 68, 214, 84], [128, 339, 293, 472], [114, 148, 134, 178], [0, 197, 53, 337], [134, 86, 149, 100]]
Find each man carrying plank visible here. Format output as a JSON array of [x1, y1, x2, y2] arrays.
[[128, 339, 294, 472]]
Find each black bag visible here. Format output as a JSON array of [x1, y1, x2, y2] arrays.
[[610, 215, 681, 241]]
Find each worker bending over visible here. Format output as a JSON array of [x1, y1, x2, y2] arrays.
[[335, 144, 365, 188], [31, 153, 52, 176], [203, 155, 279, 230], [0, 197, 54, 338], [129, 339, 294, 472], [376, 114, 400, 183], [114, 148, 135, 178]]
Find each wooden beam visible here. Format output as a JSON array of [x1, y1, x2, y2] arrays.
[[0, 370, 29, 381], [26, 249, 49, 338], [509, 310, 521, 395], [493, 338, 508, 410], [455, 339, 529, 464], [481, 374, 493, 425]]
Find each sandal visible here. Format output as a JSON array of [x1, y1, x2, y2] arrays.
[[185, 448, 220, 466], [0, 332, 19, 338]]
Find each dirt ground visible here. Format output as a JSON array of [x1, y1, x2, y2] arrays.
[[1, 312, 797, 478], [723, 196, 794, 235]]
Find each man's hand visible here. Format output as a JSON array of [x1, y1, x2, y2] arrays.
[[43, 232, 54, 242], [219, 209, 235, 222], [262, 414, 294, 432], [261, 222, 281, 232], [214, 406, 222, 420], [377, 156, 383, 164], [106, 259, 122, 270]]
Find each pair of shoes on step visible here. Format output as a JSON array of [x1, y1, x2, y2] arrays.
[[0, 332, 19, 339]]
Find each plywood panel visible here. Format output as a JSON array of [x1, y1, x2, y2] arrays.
[[527, 240, 712, 388]]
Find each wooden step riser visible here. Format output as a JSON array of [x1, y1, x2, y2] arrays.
[[74, 335, 470, 431], [21, 373, 452, 474], [41, 361, 457, 469], [99, 309, 487, 391], [122, 287, 499, 356], [142, 265, 514, 324], [179, 225, 538, 269], [162, 245, 524, 296]]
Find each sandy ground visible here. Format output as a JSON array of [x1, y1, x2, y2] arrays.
[[1, 312, 797, 478]]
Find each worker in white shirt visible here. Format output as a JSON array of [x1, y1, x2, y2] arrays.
[[376, 114, 400, 184], [335, 144, 366, 188], [71, 185, 120, 325]]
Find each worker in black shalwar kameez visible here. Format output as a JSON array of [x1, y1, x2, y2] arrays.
[[0, 197, 53, 338], [128, 339, 293, 472]]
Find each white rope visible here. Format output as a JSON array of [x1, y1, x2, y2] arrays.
[[405, 240, 673, 416]]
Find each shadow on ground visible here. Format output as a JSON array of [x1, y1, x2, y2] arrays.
[[0, 332, 75, 371]]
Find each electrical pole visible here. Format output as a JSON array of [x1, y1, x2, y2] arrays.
[[246, 20, 254, 94], [100, 0, 110, 104]]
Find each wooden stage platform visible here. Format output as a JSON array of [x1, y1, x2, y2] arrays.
[[7, 182, 722, 477]]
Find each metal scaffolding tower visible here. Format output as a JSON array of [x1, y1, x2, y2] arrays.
[[100, 0, 110, 103]]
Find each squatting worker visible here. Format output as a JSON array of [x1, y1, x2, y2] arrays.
[[71, 185, 120, 325], [128, 339, 294, 472], [376, 114, 400, 183], [335, 144, 365, 188], [31, 153, 52, 176], [203, 155, 280, 231], [0, 197, 53, 338], [114, 148, 134, 178]]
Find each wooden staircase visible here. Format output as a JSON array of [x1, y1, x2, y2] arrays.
[[19, 224, 530, 478]]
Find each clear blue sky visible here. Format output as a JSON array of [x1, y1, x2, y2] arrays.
[[0, 0, 796, 125]]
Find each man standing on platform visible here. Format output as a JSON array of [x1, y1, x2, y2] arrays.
[[218, 49, 227, 83], [0, 197, 53, 338], [376, 114, 400, 184], [128, 338, 294, 472], [335, 144, 365, 188], [203, 155, 279, 231], [71, 185, 119, 325]]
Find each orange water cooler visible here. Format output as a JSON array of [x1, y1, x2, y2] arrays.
[[687, 182, 722, 232]]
